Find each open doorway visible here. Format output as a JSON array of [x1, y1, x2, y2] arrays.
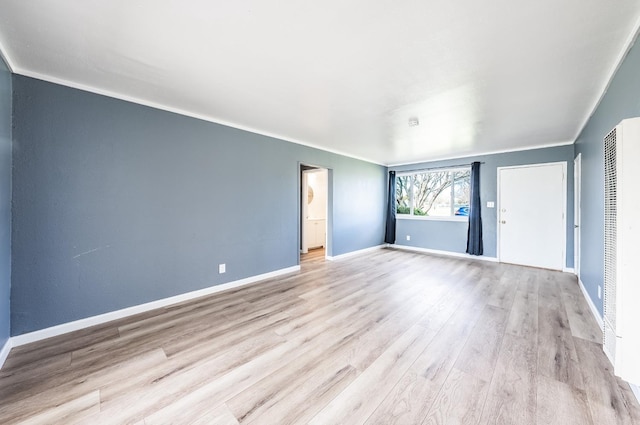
[[300, 164, 329, 263]]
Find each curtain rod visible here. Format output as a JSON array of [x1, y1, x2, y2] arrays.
[[395, 161, 485, 174]]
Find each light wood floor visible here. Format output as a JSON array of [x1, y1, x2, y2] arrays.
[[301, 247, 325, 264], [1, 248, 639, 424]]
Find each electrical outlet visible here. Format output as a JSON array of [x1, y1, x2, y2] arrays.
[[598, 285, 602, 299], [406, 235, 411, 241], [219, 263, 226, 274]]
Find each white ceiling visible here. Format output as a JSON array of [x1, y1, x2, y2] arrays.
[[1, 1, 639, 165]]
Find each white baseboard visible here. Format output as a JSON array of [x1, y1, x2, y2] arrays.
[[578, 277, 604, 330], [630, 383, 640, 404], [576, 278, 640, 404], [0, 338, 12, 369], [325, 244, 385, 261], [389, 244, 499, 262], [578, 276, 640, 403], [10, 265, 300, 348], [563, 267, 575, 274]]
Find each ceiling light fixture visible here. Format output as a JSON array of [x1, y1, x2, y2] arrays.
[[408, 117, 419, 127]]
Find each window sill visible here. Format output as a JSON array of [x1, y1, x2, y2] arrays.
[[397, 215, 468, 222]]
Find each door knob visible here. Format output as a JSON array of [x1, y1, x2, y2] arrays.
[[501, 220, 506, 224]]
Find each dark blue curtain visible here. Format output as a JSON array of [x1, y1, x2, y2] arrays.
[[384, 171, 396, 244], [466, 162, 483, 255]]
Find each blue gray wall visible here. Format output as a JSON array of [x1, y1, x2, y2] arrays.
[[0, 56, 11, 349], [11, 75, 386, 335], [390, 145, 575, 266], [575, 37, 640, 317]]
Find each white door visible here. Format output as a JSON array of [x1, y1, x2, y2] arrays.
[[574, 154, 581, 277], [498, 163, 566, 270]]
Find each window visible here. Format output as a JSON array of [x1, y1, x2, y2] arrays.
[[396, 168, 471, 218]]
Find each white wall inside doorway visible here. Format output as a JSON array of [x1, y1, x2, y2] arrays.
[[302, 168, 328, 253]]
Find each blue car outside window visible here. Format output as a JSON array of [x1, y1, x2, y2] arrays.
[[455, 206, 469, 216]]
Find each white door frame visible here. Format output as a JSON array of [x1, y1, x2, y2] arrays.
[[574, 153, 581, 278], [299, 163, 331, 261], [496, 161, 567, 270]]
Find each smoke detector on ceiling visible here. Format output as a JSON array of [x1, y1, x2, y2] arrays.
[[408, 117, 419, 127]]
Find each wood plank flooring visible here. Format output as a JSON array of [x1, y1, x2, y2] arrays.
[[1, 248, 639, 424]]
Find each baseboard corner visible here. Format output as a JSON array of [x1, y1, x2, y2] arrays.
[[0, 338, 13, 370]]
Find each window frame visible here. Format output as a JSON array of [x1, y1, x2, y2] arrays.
[[396, 166, 470, 222]]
